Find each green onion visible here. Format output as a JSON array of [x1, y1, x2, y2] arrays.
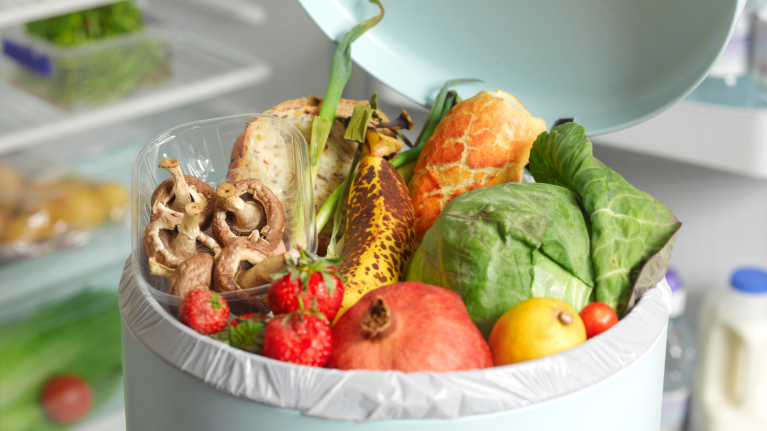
[[308, 0, 384, 187], [315, 79, 477, 235], [390, 79, 479, 169], [326, 144, 363, 258], [344, 105, 376, 142]]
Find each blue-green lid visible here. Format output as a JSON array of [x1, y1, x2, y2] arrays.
[[298, 0, 744, 135]]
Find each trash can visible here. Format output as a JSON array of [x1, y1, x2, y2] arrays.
[[120, 114, 670, 430], [119, 0, 743, 428]]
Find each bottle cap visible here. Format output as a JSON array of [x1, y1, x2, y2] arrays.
[[666, 268, 682, 293], [731, 268, 767, 294], [666, 268, 686, 317]]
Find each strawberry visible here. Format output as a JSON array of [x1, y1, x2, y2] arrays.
[[268, 249, 344, 320], [178, 289, 230, 335], [262, 310, 332, 367]]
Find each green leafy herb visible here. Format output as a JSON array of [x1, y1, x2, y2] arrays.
[[25, 1, 145, 47]]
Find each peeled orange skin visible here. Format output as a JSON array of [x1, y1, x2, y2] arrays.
[[489, 297, 587, 366]]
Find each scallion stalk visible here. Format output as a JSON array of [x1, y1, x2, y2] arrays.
[[308, 0, 384, 187]]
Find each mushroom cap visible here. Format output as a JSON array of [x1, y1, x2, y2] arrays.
[[142, 206, 222, 279], [212, 179, 285, 250], [168, 253, 214, 297], [150, 175, 215, 230], [213, 239, 272, 293]]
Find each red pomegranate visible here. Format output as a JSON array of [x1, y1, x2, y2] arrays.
[[327, 282, 494, 372]]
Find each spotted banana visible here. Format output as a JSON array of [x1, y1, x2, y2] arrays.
[[334, 154, 416, 323]]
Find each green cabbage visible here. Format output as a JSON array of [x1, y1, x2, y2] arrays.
[[405, 123, 680, 336]]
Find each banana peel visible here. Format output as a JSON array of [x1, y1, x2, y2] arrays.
[[334, 130, 416, 323]]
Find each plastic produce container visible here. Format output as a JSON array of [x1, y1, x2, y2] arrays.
[[1, 27, 170, 109], [131, 114, 315, 316], [0, 261, 125, 430], [120, 114, 671, 430]]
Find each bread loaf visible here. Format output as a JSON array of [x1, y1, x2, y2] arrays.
[[408, 90, 547, 241]]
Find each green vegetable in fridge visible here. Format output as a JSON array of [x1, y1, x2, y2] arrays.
[[406, 122, 680, 335], [406, 182, 594, 337], [0, 290, 123, 430], [25, 1, 145, 47], [529, 123, 681, 315]]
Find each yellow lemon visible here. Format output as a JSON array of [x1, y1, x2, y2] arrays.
[[489, 297, 586, 365]]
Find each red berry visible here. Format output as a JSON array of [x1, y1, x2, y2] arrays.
[[40, 375, 93, 424], [268, 251, 344, 320], [579, 302, 619, 339], [178, 289, 230, 335], [262, 311, 332, 367]]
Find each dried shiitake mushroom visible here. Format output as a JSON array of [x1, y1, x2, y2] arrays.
[[212, 179, 285, 250], [213, 239, 273, 292], [151, 159, 214, 230], [168, 254, 214, 298], [143, 202, 221, 278]]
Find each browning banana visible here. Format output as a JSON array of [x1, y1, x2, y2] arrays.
[[335, 155, 416, 323]]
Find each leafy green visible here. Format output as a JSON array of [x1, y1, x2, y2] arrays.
[[25, 1, 144, 47], [0, 290, 123, 430], [529, 123, 681, 315], [405, 182, 594, 337], [309, 0, 384, 186]]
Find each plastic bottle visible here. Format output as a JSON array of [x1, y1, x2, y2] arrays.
[[698, 267, 767, 431], [660, 269, 696, 431]]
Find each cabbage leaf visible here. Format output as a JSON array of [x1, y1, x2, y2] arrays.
[[529, 123, 681, 315]]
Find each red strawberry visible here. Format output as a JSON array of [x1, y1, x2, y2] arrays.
[[178, 289, 230, 335], [268, 250, 344, 320], [262, 310, 332, 367]]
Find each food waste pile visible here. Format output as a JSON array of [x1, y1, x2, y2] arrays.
[[142, 1, 680, 373]]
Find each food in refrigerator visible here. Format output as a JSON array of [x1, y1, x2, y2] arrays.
[[0, 157, 128, 263], [2, 1, 170, 109]]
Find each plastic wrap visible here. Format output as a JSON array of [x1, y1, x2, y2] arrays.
[[120, 255, 669, 421], [0, 154, 129, 263]]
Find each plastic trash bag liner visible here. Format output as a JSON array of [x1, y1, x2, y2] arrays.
[[119, 254, 670, 421]]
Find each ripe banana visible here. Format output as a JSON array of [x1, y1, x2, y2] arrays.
[[335, 155, 416, 323]]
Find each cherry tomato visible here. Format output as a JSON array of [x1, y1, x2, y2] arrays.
[[40, 375, 93, 424], [579, 302, 619, 339]]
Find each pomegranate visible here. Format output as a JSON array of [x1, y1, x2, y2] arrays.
[[327, 282, 493, 372]]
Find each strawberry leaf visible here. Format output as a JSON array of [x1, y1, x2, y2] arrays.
[[229, 319, 265, 354]]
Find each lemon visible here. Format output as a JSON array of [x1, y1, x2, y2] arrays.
[[489, 297, 586, 365]]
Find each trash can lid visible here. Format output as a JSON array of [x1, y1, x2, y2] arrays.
[[298, 0, 744, 135], [731, 268, 767, 294]]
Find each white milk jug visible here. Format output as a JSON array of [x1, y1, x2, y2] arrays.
[[698, 268, 767, 431]]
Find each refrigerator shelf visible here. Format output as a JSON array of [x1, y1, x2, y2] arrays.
[[0, 30, 271, 156], [592, 100, 767, 179], [0, 0, 119, 29]]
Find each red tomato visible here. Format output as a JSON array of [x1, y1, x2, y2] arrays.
[[579, 302, 619, 339], [40, 375, 93, 424]]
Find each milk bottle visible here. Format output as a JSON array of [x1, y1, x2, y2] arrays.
[[698, 268, 767, 431]]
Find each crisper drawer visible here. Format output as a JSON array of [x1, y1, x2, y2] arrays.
[[0, 260, 126, 431]]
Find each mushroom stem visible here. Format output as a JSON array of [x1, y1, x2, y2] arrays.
[[217, 184, 263, 232], [169, 203, 201, 261], [236, 252, 291, 289], [159, 159, 193, 212]]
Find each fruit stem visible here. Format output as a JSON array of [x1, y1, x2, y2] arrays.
[[361, 297, 396, 340], [558, 311, 573, 326]]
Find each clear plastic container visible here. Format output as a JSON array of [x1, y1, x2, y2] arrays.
[[131, 114, 316, 316], [1, 26, 170, 109]]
